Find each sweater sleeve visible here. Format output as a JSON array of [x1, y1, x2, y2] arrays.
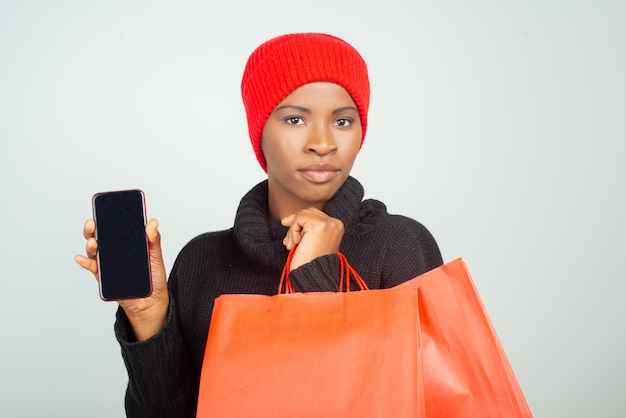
[[114, 293, 199, 418], [288, 254, 343, 292]]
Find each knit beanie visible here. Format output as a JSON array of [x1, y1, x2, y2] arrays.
[[241, 33, 370, 172]]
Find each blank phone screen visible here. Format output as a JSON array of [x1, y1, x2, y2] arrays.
[[93, 190, 152, 300]]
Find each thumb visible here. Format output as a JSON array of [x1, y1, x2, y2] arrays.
[[145, 218, 168, 289], [146, 218, 163, 258]]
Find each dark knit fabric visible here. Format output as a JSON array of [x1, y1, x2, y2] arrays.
[[114, 176, 443, 418]]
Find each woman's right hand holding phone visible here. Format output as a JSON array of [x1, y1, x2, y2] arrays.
[[74, 218, 169, 341]]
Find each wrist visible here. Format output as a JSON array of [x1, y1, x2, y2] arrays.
[[124, 300, 169, 342]]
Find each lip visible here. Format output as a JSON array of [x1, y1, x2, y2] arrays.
[[299, 163, 341, 184]]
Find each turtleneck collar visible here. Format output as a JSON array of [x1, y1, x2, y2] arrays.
[[233, 176, 365, 267]]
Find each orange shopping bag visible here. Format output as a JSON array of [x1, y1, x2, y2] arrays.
[[196, 252, 425, 418], [398, 258, 533, 417]]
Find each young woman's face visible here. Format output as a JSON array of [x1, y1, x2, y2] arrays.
[[262, 82, 362, 220]]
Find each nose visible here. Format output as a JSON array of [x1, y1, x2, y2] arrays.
[[305, 124, 337, 156]]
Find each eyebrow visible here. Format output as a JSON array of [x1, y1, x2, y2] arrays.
[[274, 105, 311, 113], [273, 105, 358, 114], [332, 106, 359, 115]]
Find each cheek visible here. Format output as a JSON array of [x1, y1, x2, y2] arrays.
[[343, 138, 362, 169], [261, 135, 296, 171], [261, 128, 279, 164], [342, 132, 363, 156]]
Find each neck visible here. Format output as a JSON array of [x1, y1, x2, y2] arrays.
[[267, 194, 326, 221], [266, 182, 327, 221]]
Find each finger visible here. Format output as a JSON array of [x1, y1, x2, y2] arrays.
[[85, 236, 98, 258], [74, 254, 98, 275], [283, 238, 294, 251], [280, 214, 295, 227], [283, 232, 300, 250], [83, 219, 95, 239], [283, 219, 303, 249]]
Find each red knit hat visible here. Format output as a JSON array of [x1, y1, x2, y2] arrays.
[[241, 33, 370, 172]]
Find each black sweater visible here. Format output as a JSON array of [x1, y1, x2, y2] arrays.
[[114, 177, 443, 417]]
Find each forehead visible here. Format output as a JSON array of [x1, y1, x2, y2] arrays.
[[277, 82, 356, 107]]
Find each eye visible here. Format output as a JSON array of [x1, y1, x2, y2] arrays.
[[334, 118, 353, 127], [285, 116, 305, 126]]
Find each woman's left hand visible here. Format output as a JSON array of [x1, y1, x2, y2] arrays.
[[281, 208, 344, 270]]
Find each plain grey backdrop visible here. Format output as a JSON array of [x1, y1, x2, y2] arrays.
[[1, 0, 624, 416]]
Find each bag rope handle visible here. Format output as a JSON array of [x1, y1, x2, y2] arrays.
[[278, 248, 369, 294]]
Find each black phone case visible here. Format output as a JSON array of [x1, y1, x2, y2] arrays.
[[92, 189, 152, 300]]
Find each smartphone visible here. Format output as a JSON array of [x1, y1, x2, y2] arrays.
[[92, 189, 152, 301]]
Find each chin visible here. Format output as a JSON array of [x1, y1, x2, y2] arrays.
[[299, 181, 344, 205]]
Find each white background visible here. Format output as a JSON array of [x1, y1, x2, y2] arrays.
[[1, 1, 625, 416]]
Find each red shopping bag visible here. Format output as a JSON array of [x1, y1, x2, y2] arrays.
[[398, 258, 532, 417], [196, 252, 425, 418]]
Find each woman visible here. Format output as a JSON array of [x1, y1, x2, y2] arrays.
[[76, 32, 443, 417]]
